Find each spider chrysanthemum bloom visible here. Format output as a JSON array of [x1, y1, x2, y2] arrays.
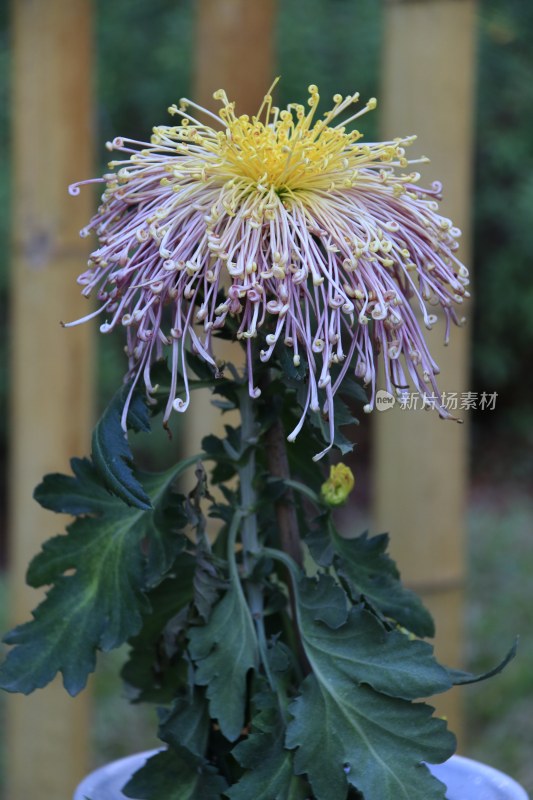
[[68, 82, 469, 457]]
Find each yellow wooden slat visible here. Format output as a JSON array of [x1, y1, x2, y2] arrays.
[[7, 0, 95, 797], [186, 0, 277, 458], [374, 0, 478, 746], [194, 0, 277, 116]]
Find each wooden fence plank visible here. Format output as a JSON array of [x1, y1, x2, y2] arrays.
[[374, 0, 477, 746], [186, 0, 277, 458], [7, 1, 94, 797]]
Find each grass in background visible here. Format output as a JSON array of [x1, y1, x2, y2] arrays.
[[466, 490, 533, 793]]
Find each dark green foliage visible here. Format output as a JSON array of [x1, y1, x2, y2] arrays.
[[188, 579, 258, 742], [5, 330, 521, 800], [123, 749, 228, 800], [295, 576, 451, 701], [91, 383, 153, 510], [0, 453, 191, 695], [0, 333, 513, 799], [287, 677, 452, 800], [227, 702, 310, 800], [307, 527, 435, 638], [284, 576, 455, 799], [121, 560, 196, 704]]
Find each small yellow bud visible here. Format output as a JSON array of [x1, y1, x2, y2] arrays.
[[321, 464, 355, 507]]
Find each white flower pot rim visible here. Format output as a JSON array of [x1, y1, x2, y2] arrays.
[[73, 749, 530, 800]]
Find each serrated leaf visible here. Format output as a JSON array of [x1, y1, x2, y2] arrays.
[[0, 459, 194, 696], [92, 383, 152, 509], [287, 678, 452, 800], [333, 530, 435, 637], [142, 494, 189, 589], [188, 579, 258, 741], [285, 575, 455, 800], [297, 578, 452, 701], [334, 372, 368, 405], [305, 523, 334, 567], [299, 574, 348, 629], [226, 684, 310, 800], [123, 749, 227, 800], [228, 728, 309, 800], [159, 689, 210, 757], [33, 456, 118, 517]]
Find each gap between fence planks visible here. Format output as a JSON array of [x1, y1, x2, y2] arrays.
[[374, 0, 478, 746], [7, 1, 95, 797]]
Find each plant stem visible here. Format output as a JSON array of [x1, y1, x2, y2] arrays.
[[264, 416, 304, 569], [263, 409, 312, 675], [240, 379, 310, 676], [238, 387, 260, 565], [238, 386, 280, 693]]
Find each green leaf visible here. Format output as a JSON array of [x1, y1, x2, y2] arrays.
[[447, 638, 518, 686], [123, 749, 227, 800], [297, 578, 451, 701], [193, 554, 226, 622], [277, 342, 308, 382], [0, 459, 192, 696], [285, 575, 455, 800], [33, 456, 118, 517], [121, 559, 196, 703], [226, 684, 310, 800], [227, 728, 309, 800], [309, 393, 357, 456], [188, 579, 258, 741], [305, 522, 334, 567], [333, 530, 435, 638], [159, 689, 211, 756], [91, 382, 152, 510], [298, 574, 348, 629], [287, 679, 452, 800]]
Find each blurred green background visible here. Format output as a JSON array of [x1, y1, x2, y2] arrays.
[[0, 0, 532, 795]]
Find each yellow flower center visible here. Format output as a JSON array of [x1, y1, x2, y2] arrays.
[[166, 81, 401, 200], [212, 83, 373, 195]]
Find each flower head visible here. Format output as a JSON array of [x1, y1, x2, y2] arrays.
[[67, 81, 469, 456], [321, 463, 355, 506]]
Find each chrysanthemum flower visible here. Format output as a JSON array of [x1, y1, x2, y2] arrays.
[[67, 81, 469, 457]]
